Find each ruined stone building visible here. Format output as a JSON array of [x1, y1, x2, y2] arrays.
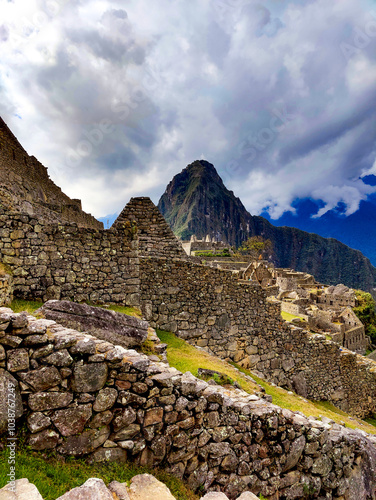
[[0, 115, 376, 420], [181, 234, 229, 256], [0, 117, 101, 229]]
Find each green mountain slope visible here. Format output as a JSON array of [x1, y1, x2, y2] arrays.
[[158, 160, 376, 292]]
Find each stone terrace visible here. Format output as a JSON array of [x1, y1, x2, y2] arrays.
[[1, 309, 376, 499]]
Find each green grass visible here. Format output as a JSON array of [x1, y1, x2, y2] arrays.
[[156, 330, 260, 394], [106, 304, 142, 318], [9, 300, 142, 319], [87, 301, 142, 318], [281, 311, 301, 322], [10, 299, 42, 314], [0, 447, 198, 500], [364, 416, 376, 427], [154, 330, 376, 435]]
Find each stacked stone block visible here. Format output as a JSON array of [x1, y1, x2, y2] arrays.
[[114, 197, 187, 259], [0, 210, 139, 305], [1, 309, 376, 499], [0, 272, 12, 307]]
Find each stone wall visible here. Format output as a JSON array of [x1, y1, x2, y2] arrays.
[[0, 272, 12, 307], [0, 210, 139, 305], [343, 325, 367, 353], [1, 309, 376, 500], [140, 257, 376, 419], [113, 197, 187, 259], [0, 117, 102, 229], [280, 301, 308, 320]]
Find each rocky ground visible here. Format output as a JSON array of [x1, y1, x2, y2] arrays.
[[0, 474, 260, 500]]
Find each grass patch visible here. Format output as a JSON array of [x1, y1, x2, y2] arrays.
[[10, 299, 42, 315], [281, 311, 301, 322], [106, 304, 142, 318], [87, 302, 142, 319], [9, 300, 142, 319], [234, 364, 376, 435], [364, 415, 376, 427], [0, 448, 198, 500], [157, 330, 260, 394]]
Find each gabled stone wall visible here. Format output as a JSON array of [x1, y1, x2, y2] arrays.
[[1, 309, 376, 500], [113, 197, 187, 259], [0, 210, 139, 305]]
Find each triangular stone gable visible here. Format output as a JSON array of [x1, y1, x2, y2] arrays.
[[114, 197, 187, 259]]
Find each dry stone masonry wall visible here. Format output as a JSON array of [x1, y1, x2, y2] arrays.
[[0, 210, 139, 305], [2, 192, 376, 420], [0, 118, 102, 229], [140, 257, 376, 419], [1, 309, 376, 500], [0, 271, 12, 307]]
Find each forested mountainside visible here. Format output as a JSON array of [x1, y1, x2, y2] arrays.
[[158, 160, 376, 292]]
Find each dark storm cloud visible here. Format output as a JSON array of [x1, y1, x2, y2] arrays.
[[279, 91, 376, 164]]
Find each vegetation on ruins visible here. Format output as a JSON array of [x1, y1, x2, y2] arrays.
[[354, 290, 376, 345], [157, 330, 376, 435], [0, 442, 198, 500], [233, 235, 273, 261], [194, 248, 231, 257]]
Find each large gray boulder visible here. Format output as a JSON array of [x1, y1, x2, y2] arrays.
[[0, 478, 43, 500], [128, 474, 176, 500], [37, 301, 148, 348], [56, 478, 113, 500]]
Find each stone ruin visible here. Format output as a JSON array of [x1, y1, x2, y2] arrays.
[[2, 307, 376, 499], [0, 117, 102, 229], [2, 116, 376, 498], [241, 260, 368, 354], [182, 234, 229, 257]]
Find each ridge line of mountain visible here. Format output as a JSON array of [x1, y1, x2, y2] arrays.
[[157, 160, 376, 295]]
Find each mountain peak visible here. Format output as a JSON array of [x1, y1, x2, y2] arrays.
[[173, 160, 224, 186], [158, 161, 376, 293], [158, 160, 251, 243]]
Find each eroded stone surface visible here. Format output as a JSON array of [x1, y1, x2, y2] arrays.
[[7, 348, 29, 372], [51, 404, 92, 436], [56, 478, 113, 500], [28, 428, 60, 450], [28, 392, 73, 411], [0, 478, 44, 500], [93, 388, 118, 412], [128, 474, 176, 500], [0, 369, 23, 433], [72, 364, 108, 393], [20, 366, 61, 391], [27, 412, 51, 433], [57, 426, 110, 456], [108, 481, 131, 500], [38, 301, 148, 348]]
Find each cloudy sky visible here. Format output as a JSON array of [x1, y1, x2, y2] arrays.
[[1, 0, 376, 219]]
